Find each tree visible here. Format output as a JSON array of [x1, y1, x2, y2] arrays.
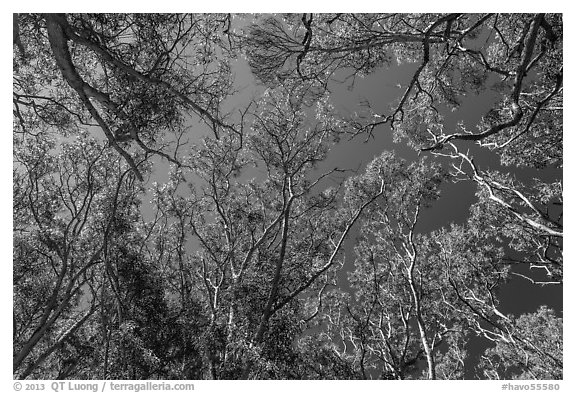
[[14, 13, 239, 181], [307, 152, 448, 379], [13, 131, 142, 378], [429, 142, 562, 284], [13, 13, 242, 378], [243, 14, 562, 154], [311, 151, 561, 380], [145, 82, 402, 379], [14, 13, 562, 380], [477, 306, 562, 380], [243, 14, 563, 285]]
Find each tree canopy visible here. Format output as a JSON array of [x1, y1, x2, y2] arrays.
[[13, 13, 562, 380]]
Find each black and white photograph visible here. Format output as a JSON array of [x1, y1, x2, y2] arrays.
[[11, 9, 564, 385]]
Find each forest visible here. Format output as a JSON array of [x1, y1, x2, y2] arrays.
[[13, 13, 562, 380]]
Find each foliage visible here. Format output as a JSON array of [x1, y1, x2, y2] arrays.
[[478, 306, 562, 380], [13, 13, 562, 380]]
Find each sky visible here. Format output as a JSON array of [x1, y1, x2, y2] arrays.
[[318, 46, 563, 317], [3, 5, 574, 391], [139, 17, 565, 377]]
